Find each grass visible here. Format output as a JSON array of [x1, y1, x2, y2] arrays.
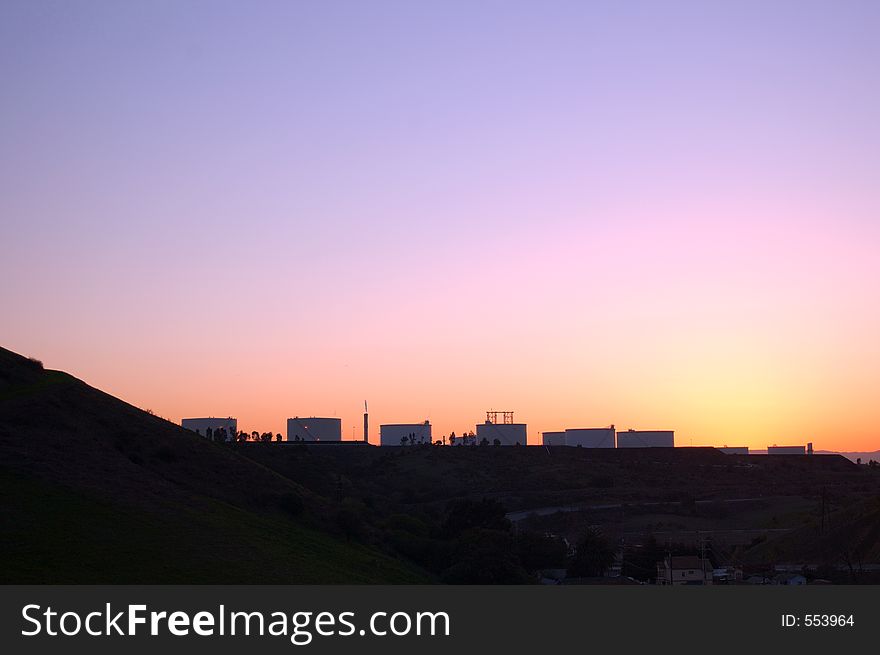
[[0, 469, 427, 583]]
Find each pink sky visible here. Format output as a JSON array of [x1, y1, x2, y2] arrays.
[[2, 2, 879, 450]]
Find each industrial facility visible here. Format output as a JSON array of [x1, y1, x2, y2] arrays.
[[542, 431, 566, 446], [476, 411, 526, 446], [767, 445, 807, 455], [616, 429, 674, 448], [565, 427, 616, 448], [286, 417, 342, 442], [181, 417, 237, 440], [380, 421, 432, 446], [542, 427, 616, 447], [178, 405, 816, 455]]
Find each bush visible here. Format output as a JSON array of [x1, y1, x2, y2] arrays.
[[441, 529, 531, 584], [26, 357, 44, 370]]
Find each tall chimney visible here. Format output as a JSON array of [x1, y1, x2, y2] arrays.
[[363, 400, 369, 444]]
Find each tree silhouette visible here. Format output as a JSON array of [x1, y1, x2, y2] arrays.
[[568, 528, 615, 578]]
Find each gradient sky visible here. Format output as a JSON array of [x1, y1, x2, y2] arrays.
[[2, 1, 879, 450]]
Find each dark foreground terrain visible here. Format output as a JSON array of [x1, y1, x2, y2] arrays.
[[2, 346, 879, 583]]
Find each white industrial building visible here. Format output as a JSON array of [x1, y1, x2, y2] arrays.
[[476, 421, 527, 446], [181, 417, 237, 441], [767, 445, 806, 455], [718, 446, 749, 455], [542, 431, 566, 446], [617, 429, 674, 448], [287, 417, 342, 442], [380, 421, 432, 446], [565, 427, 616, 448]]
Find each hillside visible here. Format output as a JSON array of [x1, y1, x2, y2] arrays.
[[743, 497, 880, 570], [4, 345, 877, 584], [0, 347, 427, 583]]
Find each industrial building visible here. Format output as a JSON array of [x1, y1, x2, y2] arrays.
[[767, 445, 806, 455], [565, 427, 616, 448], [542, 431, 566, 446], [718, 447, 749, 455], [617, 429, 674, 448], [181, 417, 237, 441], [380, 421, 432, 446], [476, 421, 527, 446], [286, 417, 342, 442]]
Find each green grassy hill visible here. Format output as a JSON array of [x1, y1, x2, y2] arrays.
[[0, 347, 427, 583]]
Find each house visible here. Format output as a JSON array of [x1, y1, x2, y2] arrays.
[[656, 555, 713, 585]]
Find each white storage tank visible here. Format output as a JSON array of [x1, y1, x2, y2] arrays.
[[476, 422, 527, 446], [380, 421, 432, 446], [565, 427, 616, 448], [181, 417, 237, 441], [767, 445, 806, 455], [542, 431, 566, 446], [287, 417, 342, 442], [617, 429, 674, 448]]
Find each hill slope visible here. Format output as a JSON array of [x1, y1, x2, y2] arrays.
[[0, 347, 426, 583]]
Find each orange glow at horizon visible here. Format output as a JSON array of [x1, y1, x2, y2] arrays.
[[3, 3, 879, 453]]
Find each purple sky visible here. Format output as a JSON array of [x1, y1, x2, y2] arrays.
[[2, 1, 879, 449]]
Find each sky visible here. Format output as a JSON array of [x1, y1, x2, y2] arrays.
[[2, 0, 879, 450]]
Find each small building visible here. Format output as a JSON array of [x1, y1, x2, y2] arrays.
[[767, 445, 806, 455], [181, 417, 237, 442], [542, 431, 566, 446], [656, 556, 712, 585], [565, 427, 616, 448], [287, 417, 342, 442], [617, 429, 674, 448], [718, 446, 749, 455], [476, 421, 527, 446], [380, 421, 432, 446]]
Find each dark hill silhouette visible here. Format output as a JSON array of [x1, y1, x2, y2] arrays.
[[0, 347, 425, 583]]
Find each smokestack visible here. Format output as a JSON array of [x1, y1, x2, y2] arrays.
[[363, 400, 369, 443]]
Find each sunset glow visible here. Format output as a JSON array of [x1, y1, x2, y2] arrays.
[[2, 1, 879, 451]]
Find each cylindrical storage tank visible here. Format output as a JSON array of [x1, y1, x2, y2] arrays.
[[565, 427, 615, 448], [286, 417, 342, 442], [617, 430, 674, 448], [475, 422, 527, 446], [542, 431, 566, 446], [380, 422, 432, 446], [767, 445, 806, 455]]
